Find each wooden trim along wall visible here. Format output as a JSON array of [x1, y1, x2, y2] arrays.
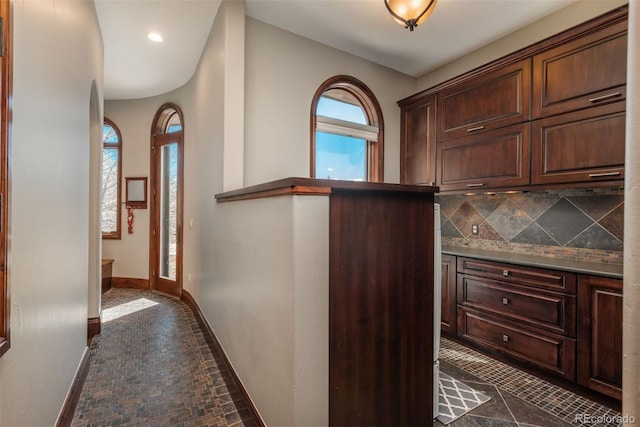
[[111, 277, 150, 290], [181, 290, 265, 427], [87, 316, 101, 341], [55, 347, 91, 427]]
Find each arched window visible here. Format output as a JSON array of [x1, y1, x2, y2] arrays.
[[311, 75, 384, 182], [102, 118, 122, 239]]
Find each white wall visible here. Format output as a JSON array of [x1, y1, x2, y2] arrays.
[[0, 0, 103, 425], [417, 0, 628, 91], [244, 17, 417, 186]]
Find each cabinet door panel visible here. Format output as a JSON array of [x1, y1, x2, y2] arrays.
[[440, 254, 456, 334], [532, 102, 625, 185], [458, 275, 576, 337], [437, 123, 530, 191], [533, 19, 627, 118], [457, 307, 576, 380], [577, 275, 622, 400], [438, 59, 531, 141], [401, 96, 436, 185]]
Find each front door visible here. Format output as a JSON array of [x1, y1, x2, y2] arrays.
[[150, 104, 183, 297]]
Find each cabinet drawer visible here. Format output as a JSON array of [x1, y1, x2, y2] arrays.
[[457, 257, 576, 293], [438, 59, 531, 141], [532, 102, 625, 185], [458, 275, 576, 337], [457, 307, 576, 380], [436, 123, 530, 192], [533, 19, 627, 118]]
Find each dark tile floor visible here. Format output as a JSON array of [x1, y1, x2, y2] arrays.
[[72, 288, 258, 427], [72, 288, 618, 426]]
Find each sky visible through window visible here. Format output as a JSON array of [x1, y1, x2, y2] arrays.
[[316, 96, 367, 181]]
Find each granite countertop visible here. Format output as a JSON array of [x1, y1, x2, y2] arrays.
[[442, 246, 623, 279]]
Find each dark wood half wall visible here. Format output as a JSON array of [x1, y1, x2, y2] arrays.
[[87, 316, 101, 341], [329, 188, 434, 426]]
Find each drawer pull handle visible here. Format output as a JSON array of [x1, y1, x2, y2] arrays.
[[589, 171, 621, 178], [502, 334, 509, 342], [466, 183, 484, 188], [467, 125, 485, 132], [502, 297, 509, 305], [589, 92, 622, 103], [503, 269, 509, 277]]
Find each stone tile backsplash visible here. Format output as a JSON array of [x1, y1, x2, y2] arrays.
[[437, 187, 624, 265]]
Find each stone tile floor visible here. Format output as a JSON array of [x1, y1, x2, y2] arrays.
[[72, 288, 620, 426], [72, 288, 258, 427], [438, 338, 622, 427]]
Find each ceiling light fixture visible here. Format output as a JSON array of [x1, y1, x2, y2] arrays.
[[148, 32, 164, 43], [384, 0, 438, 31]]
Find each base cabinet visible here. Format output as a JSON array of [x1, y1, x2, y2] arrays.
[[441, 254, 457, 334], [577, 275, 623, 400], [450, 254, 622, 400]]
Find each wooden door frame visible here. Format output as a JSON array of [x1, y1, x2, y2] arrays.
[[149, 103, 184, 297]]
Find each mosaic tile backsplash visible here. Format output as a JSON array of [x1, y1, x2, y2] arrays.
[[437, 187, 624, 265]]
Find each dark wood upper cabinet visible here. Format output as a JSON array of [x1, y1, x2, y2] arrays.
[[437, 123, 531, 192], [437, 59, 531, 141], [533, 18, 627, 119], [577, 275, 622, 401], [400, 95, 436, 185], [532, 102, 625, 185]]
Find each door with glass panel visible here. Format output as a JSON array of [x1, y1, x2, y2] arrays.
[[150, 104, 183, 297]]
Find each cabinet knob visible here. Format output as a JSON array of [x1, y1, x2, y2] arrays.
[[502, 334, 509, 342], [502, 297, 509, 305], [503, 269, 509, 277]]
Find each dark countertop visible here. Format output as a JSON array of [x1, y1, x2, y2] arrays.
[[442, 246, 623, 279]]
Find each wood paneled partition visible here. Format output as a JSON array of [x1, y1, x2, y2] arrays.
[[329, 188, 434, 426]]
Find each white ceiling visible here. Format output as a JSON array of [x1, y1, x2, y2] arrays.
[[96, 0, 578, 100]]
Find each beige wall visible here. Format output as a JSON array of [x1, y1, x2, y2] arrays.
[[417, 0, 628, 91], [244, 17, 417, 185], [624, 0, 639, 423], [0, 0, 103, 425]]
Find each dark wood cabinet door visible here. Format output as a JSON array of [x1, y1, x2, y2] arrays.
[[533, 18, 627, 118], [400, 95, 436, 185], [437, 58, 531, 141], [532, 102, 625, 185], [437, 123, 531, 192], [441, 254, 456, 334], [577, 275, 622, 400]]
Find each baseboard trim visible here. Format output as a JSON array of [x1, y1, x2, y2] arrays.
[[181, 290, 265, 427], [87, 316, 101, 341], [111, 277, 150, 290], [56, 346, 90, 427]]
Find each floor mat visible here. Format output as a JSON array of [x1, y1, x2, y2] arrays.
[[438, 371, 490, 424]]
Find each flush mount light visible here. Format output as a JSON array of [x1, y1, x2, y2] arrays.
[[148, 32, 164, 43], [384, 0, 438, 31]]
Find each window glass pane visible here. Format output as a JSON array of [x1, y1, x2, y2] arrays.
[[102, 147, 119, 233], [165, 113, 182, 133], [103, 124, 119, 143], [315, 131, 366, 181], [317, 96, 367, 125]]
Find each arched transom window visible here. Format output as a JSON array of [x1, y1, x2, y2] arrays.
[[311, 75, 384, 182]]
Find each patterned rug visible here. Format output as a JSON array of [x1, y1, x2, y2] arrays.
[[438, 372, 490, 424]]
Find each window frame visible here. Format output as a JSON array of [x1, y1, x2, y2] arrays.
[[102, 117, 123, 240], [310, 75, 384, 182], [1, 0, 12, 358]]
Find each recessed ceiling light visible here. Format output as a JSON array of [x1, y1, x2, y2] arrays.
[[148, 32, 164, 43]]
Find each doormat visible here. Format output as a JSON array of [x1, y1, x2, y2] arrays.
[[438, 372, 490, 424]]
